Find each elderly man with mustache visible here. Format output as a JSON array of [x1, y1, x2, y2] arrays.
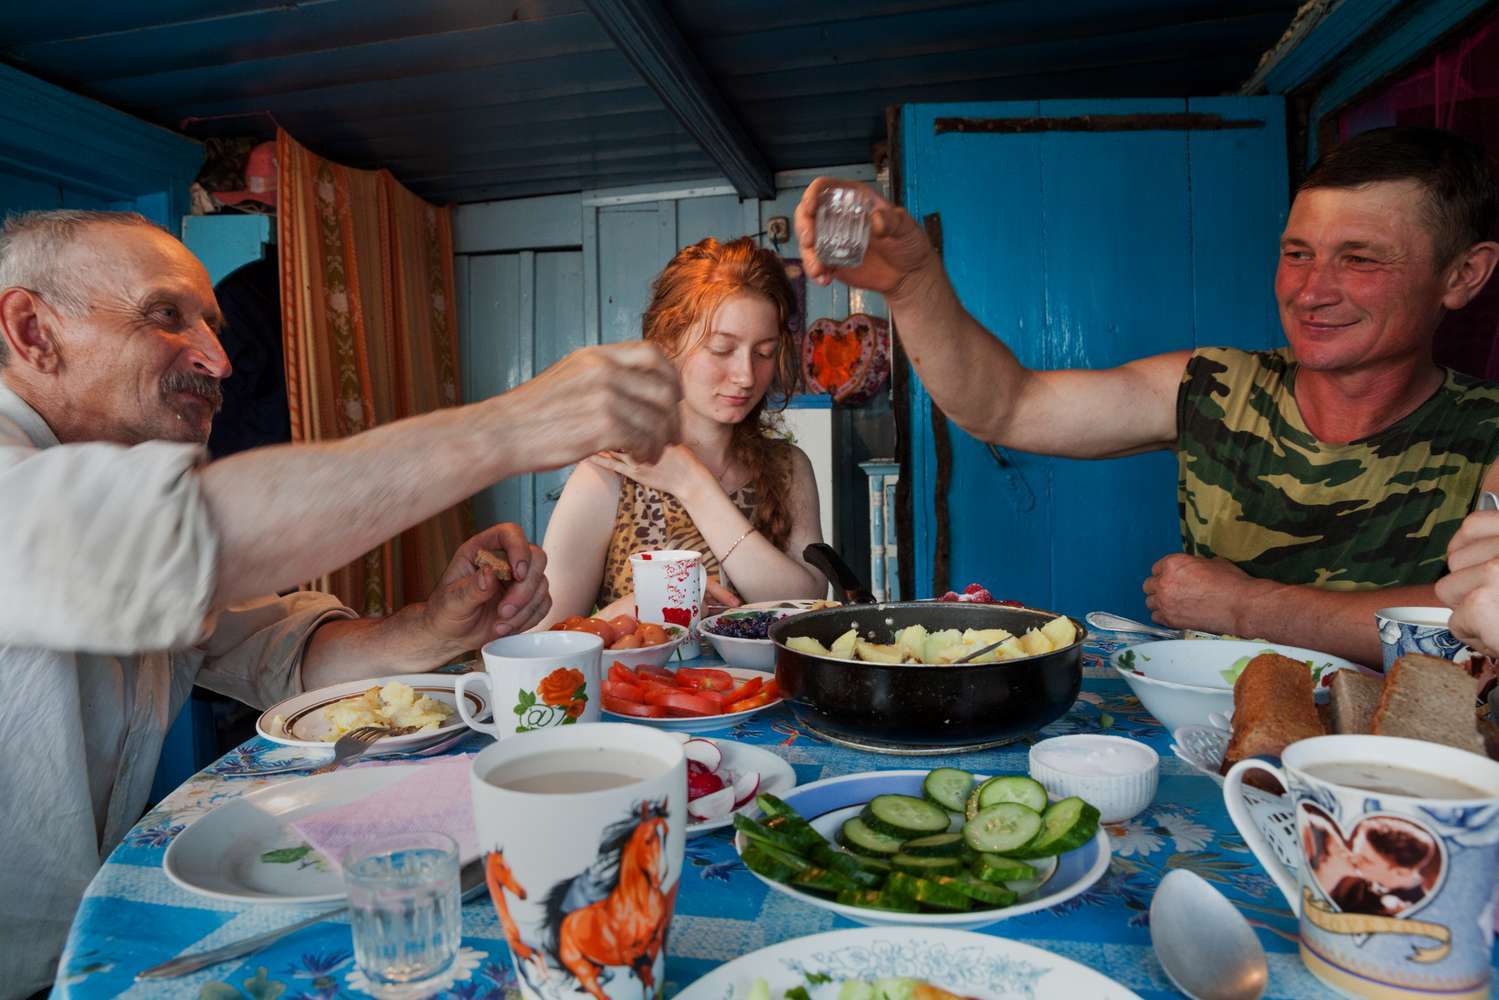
[[0, 209, 683, 997]]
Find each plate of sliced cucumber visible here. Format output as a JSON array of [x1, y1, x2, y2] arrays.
[[732, 767, 1111, 930]]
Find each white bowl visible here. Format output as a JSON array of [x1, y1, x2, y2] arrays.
[[1110, 638, 1359, 732], [700, 608, 797, 670], [599, 624, 687, 669], [1028, 734, 1158, 823]]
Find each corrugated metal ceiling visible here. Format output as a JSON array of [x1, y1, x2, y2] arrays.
[[0, 0, 1300, 204]]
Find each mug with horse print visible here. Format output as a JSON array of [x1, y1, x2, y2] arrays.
[[470, 722, 687, 1000], [1224, 735, 1499, 999]]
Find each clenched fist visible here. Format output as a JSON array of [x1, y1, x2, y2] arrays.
[[495, 342, 682, 472]]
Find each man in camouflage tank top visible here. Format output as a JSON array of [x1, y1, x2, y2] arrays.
[[800, 127, 1499, 665]]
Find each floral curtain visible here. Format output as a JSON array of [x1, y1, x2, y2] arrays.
[[277, 129, 470, 616]]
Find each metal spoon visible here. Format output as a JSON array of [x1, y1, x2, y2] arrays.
[[952, 636, 1009, 664], [138, 856, 488, 979], [1150, 869, 1267, 1000], [1085, 611, 1180, 640], [1480, 490, 1499, 512]]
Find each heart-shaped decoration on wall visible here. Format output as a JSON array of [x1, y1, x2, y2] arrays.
[[801, 313, 890, 405], [1299, 801, 1446, 920]]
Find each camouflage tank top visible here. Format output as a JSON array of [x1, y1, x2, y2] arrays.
[[1176, 347, 1499, 589]]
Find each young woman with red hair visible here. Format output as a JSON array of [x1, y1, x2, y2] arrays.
[[537, 236, 828, 626]]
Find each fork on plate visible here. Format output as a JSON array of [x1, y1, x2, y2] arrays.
[[308, 726, 390, 775]]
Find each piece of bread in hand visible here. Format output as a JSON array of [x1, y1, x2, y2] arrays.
[[1222, 652, 1326, 790], [1328, 670, 1383, 735], [1370, 653, 1484, 755], [474, 549, 513, 582]]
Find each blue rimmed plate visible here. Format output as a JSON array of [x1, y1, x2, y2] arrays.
[[733, 769, 1112, 931]]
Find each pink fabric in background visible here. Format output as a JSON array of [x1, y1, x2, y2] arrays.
[[1336, 10, 1499, 381], [289, 753, 479, 870]]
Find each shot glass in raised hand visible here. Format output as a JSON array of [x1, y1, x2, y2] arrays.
[[814, 184, 875, 270]]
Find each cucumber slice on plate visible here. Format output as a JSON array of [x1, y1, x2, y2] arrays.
[[740, 843, 810, 883], [890, 852, 963, 875], [837, 817, 904, 857], [922, 767, 974, 813], [791, 865, 861, 895], [732, 814, 806, 856], [973, 774, 1048, 813], [962, 802, 1044, 855], [836, 888, 920, 912], [970, 852, 1038, 884], [1010, 796, 1101, 859], [884, 871, 971, 912], [933, 874, 1018, 908], [809, 844, 884, 887], [898, 831, 967, 857], [861, 794, 950, 838]]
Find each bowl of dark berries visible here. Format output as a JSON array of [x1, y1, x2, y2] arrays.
[[701, 607, 800, 669]]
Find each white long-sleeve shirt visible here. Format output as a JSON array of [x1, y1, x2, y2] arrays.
[[0, 380, 353, 997]]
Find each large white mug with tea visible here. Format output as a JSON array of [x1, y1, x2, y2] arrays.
[[1224, 735, 1499, 998], [630, 548, 706, 658], [456, 631, 603, 739], [469, 722, 687, 999]]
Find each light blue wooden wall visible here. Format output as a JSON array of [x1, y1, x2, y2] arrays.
[[0, 63, 199, 232], [902, 97, 1289, 618], [454, 168, 886, 545]]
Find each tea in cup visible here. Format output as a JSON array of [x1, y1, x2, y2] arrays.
[[469, 723, 686, 999], [1224, 734, 1499, 998], [456, 630, 603, 739]]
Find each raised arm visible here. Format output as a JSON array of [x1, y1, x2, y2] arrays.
[[795, 178, 1185, 458], [204, 341, 680, 607], [0, 342, 680, 652]]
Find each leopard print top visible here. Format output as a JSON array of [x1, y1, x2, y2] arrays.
[[597, 478, 760, 608]]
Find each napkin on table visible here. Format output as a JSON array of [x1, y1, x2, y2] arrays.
[[289, 753, 479, 870]]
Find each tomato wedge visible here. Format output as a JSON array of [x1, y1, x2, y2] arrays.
[[604, 679, 645, 702], [602, 694, 665, 717], [725, 680, 779, 714], [675, 667, 733, 692], [636, 664, 675, 682], [641, 689, 716, 716], [722, 675, 763, 704], [608, 663, 639, 685]]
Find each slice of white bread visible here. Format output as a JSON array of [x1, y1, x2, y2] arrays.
[[1328, 670, 1383, 735], [1222, 653, 1326, 790], [1369, 654, 1484, 755]]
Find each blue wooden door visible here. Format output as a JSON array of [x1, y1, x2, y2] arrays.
[[902, 97, 1288, 619]]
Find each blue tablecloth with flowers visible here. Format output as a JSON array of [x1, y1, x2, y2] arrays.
[[54, 633, 1499, 999]]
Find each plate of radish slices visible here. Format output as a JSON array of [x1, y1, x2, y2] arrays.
[[679, 734, 797, 837]]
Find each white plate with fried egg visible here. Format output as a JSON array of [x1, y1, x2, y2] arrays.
[[256, 673, 488, 753]]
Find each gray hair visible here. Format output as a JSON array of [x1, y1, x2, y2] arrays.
[[0, 209, 163, 365]]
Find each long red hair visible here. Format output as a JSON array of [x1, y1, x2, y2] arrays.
[[641, 237, 801, 550]]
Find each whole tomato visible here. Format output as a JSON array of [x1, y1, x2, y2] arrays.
[[607, 614, 639, 637], [610, 632, 645, 650], [636, 622, 669, 646], [565, 618, 613, 644]]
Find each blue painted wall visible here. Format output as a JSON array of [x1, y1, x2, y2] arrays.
[[902, 97, 1289, 618]]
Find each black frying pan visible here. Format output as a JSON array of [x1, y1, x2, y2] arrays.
[[767, 544, 1083, 754]]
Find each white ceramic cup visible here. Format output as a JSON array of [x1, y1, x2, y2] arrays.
[[456, 631, 603, 739], [630, 548, 706, 658], [470, 722, 687, 999], [1224, 735, 1499, 999]]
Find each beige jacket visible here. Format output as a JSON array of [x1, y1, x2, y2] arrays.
[[0, 380, 353, 997]]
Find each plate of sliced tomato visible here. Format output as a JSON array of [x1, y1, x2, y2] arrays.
[[601, 661, 782, 732]]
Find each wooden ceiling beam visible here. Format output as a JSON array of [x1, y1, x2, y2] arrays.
[[582, 0, 773, 199]]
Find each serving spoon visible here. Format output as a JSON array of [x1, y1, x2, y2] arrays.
[[1084, 611, 1180, 640], [1150, 869, 1267, 1000]]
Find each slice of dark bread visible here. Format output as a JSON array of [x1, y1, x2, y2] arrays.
[[1328, 670, 1383, 735], [1370, 654, 1483, 755]]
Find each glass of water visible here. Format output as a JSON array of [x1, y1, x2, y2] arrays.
[[814, 183, 875, 270], [344, 832, 461, 1000]]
